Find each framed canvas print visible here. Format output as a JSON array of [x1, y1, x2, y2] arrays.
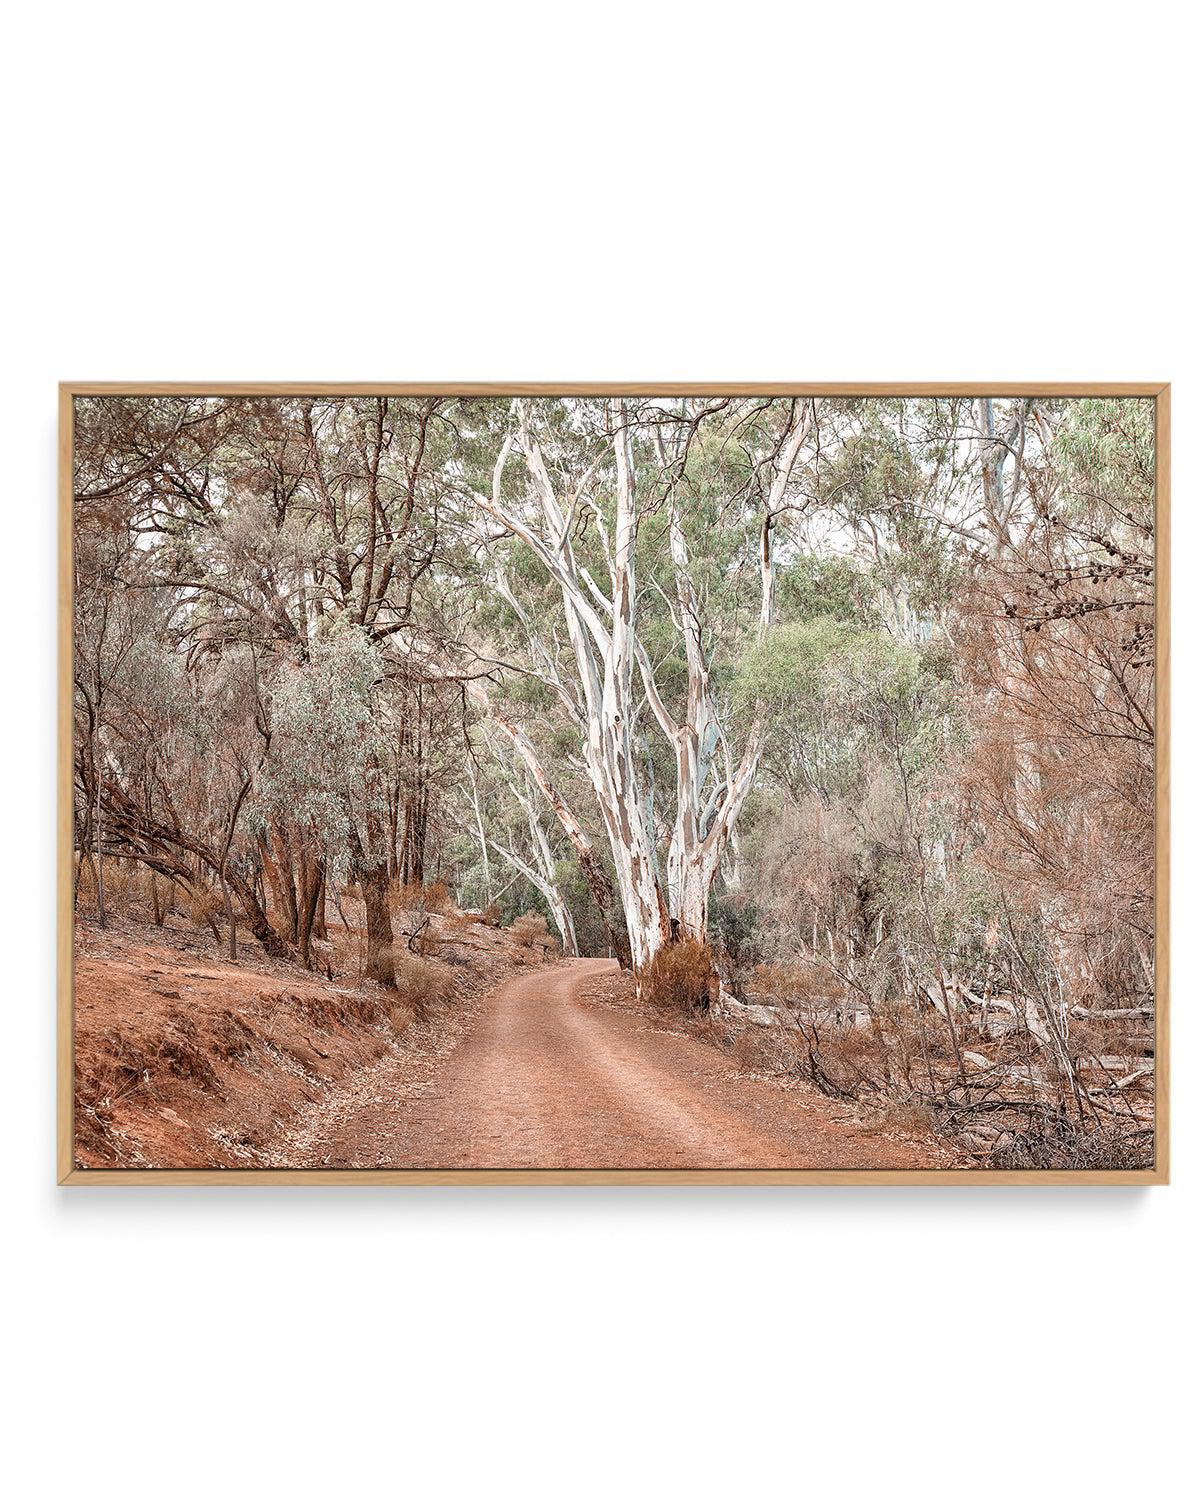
[[57, 384, 1169, 1185]]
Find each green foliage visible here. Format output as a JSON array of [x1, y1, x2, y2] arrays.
[[556, 853, 616, 958], [873, 519, 963, 620], [812, 403, 921, 520], [734, 618, 956, 803], [1051, 397, 1154, 527], [255, 620, 387, 865], [776, 554, 875, 626]]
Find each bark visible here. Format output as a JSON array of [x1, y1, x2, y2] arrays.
[[466, 769, 492, 903], [474, 404, 668, 972], [258, 834, 289, 936], [223, 864, 288, 957], [347, 802, 396, 988], [274, 824, 299, 944], [491, 767, 581, 956], [602, 400, 672, 969], [218, 776, 252, 963], [387, 778, 401, 882], [93, 731, 107, 927], [975, 397, 1026, 557], [296, 847, 325, 969], [360, 862, 395, 987], [313, 865, 328, 941], [400, 792, 428, 886], [578, 847, 632, 969], [493, 839, 578, 956]]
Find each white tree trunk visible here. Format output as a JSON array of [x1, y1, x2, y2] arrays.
[[650, 400, 816, 941], [492, 837, 578, 956], [465, 770, 491, 904], [472, 397, 815, 973], [509, 766, 580, 956], [473, 401, 669, 974]]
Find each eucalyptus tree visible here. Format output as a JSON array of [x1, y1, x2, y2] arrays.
[[257, 620, 395, 971], [74, 394, 473, 984], [466, 733, 579, 954], [284, 396, 468, 982], [462, 395, 818, 973], [73, 522, 139, 925]]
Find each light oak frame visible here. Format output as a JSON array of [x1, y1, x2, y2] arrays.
[[57, 383, 1170, 1186]]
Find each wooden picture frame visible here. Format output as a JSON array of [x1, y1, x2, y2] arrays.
[[57, 383, 1170, 1186]]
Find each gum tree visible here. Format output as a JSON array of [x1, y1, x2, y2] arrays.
[[466, 396, 817, 972]]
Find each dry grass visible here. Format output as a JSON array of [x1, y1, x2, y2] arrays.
[[187, 885, 225, 942], [77, 860, 159, 916], [642, 940, 717, 1019], [391, 878, 454, 915], [76, 860, 228, 942], [858, 1093, 936, 1140], [731, 1024, 800, 1076], [366, 942, 397, 985], [390, 954, 455, 1028], [510, 910, 558, 956]]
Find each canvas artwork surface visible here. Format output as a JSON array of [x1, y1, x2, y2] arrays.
[[60, 387, 1167, 1183]]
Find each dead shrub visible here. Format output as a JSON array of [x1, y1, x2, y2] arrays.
[[77, 859, 156, 917], [859, 1093, 935, 1140], [416, 921, 444, 958], [872, 997, 929, 1083], [187, 885, 225, 943], [751, 959, 845, 1016], [390, 880, 422, 912], [391, 954, 454, 1026], [75, 860, 98, 910], [732, 1025, 797, 1076], [510, 910, 557, 956], [1066, 1015, 1148, 1063], [789, 1018, 890, 1100], [462, 902, 502, 927], [391, 878, 454, 916], [984, 1112, 1153, 1171], [642, 940, 717, 1019], [824, 1024, 884, 1078]]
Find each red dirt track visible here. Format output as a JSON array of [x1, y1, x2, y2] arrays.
[[266, 957, 945, 1171]]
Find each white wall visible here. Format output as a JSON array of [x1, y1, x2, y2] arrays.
[[4, 4, 1194, 1508]]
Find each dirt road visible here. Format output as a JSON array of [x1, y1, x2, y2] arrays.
[[266, 957, 945, 1170]]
